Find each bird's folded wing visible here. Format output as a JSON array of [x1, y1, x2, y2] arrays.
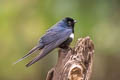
[[26, 29, 72, 67]]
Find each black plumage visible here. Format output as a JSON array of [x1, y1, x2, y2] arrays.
[[14, 17, 76, 67]]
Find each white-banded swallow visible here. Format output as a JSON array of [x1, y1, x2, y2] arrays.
[[14, 17, 76, 67]]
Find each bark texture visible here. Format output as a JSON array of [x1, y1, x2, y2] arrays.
[[46, 37, 94, 80]]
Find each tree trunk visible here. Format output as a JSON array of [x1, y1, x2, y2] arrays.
[[46, 36, 94, 80]]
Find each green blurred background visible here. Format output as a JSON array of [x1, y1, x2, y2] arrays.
[[0, 0, 120, 80]]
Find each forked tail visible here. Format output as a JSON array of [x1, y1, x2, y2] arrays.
[[13, 45, 42, 65]]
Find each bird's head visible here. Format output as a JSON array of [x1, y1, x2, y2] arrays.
[[63, 17, 76, 28]]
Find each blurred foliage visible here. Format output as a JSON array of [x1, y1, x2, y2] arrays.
[[0, 0, 120, 80]]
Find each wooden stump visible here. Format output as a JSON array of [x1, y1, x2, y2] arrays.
[[46, 37, 94, 80]]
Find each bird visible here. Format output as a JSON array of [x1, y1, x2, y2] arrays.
[[14, 17, 76, 67]]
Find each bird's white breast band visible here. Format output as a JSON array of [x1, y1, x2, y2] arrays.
[[70, 33, 74, 39]]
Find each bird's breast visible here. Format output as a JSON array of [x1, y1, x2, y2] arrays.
[[69, 33, 74, 39], [59, 33, 74, 49]]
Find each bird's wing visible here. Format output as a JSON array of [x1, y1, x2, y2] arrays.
[[14, 27, 66, 65], [39, 27, 65, 45], [26, 29, 72, 67]]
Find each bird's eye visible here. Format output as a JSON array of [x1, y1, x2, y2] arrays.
[[68, 21, 71, 25]]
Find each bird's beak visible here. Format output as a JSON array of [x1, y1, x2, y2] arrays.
[[74, 20, 77, 23]]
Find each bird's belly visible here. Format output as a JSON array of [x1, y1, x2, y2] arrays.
[[59, 37, 73, 49]]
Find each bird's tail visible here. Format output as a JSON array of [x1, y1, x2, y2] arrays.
[[25, 49, 49, 67], [25, 45, 55, 67], [13, 44, 42, 65]]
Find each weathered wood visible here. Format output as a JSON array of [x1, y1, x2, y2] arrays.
[[46, 37, 94, 80]]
